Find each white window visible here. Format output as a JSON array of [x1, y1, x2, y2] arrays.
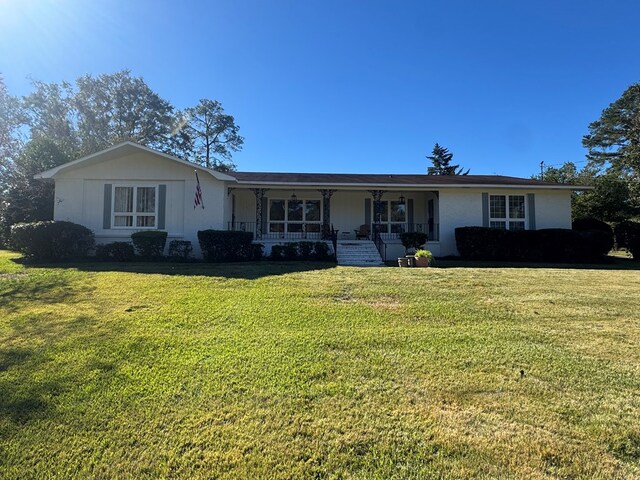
[[489, 195, 525, 230], [268, 198, 322, 236], [374, 200, 406, 233], [113, 186, 157, 228]]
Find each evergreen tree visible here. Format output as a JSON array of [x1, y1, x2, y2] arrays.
[[426, 143, 469, 175]]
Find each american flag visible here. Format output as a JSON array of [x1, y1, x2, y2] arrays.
[[194, 171, 204, 209]]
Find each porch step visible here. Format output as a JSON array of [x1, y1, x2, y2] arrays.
[[336, 241, 384, 267]]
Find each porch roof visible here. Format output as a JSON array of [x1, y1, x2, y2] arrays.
[[228, 172, 587, 190]]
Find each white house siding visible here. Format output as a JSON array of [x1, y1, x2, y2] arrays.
[[438, 189, 484, 256], [438, 188, 573, 256], [534, 190, 572, 229], [52, 151, 227, 256]]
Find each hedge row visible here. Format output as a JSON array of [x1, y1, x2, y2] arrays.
[[270, 241, 332, 261], [455, 226, 613, 263], [197, 230, 262, 262]]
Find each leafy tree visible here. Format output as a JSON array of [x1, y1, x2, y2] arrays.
[[573, 171, 635, 223], [74, 70, 176, 155], [178, 99, 244, 170], [534, 162, 636, 223], [0, 138, 69, 245], [536, 162, 586, 184], [583, 82, 640, 175], [0, 75, 25, 169], [22, 79, 78, 156], [426, 143, 469, 175]]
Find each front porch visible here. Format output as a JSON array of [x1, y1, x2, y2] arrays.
[[228, 188, 440, 241], [227, 187, 441, 262]]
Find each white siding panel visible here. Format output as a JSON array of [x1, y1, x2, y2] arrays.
[[534, 190, 572, 229]]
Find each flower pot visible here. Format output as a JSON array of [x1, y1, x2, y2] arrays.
[[414, 256, 431, 267]]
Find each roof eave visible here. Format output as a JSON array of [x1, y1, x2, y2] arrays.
[[230, 180, 588, 190]]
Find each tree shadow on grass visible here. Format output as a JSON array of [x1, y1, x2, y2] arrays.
[[0, 315, 104, 425], [430, 256, 640, 270], [12, 258, 338, 280], [0, 266, 95, 313]]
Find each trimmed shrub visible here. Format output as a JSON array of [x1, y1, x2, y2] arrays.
[[400, 232, 428, 252], [313, 241, 332, 261], [251, 243, 264, 261], [131, 231, 168, 259], [572, 218, 613, 234], [269, 242, 332, 261], [572, 218, 614, 255], [270, 244, 285, 260], [283, 242, 299, 260], [298, 241, 314, 259], [10, 221, 94, 260], [455, 226, 610, 263], [95, 242, 135, 261], [197, 230, 254, 262], [168, 240, 193, 262]]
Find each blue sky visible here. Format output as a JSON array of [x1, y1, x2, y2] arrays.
[[1, 0, 639, 177]]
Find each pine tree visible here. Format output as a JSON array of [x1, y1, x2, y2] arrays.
[[426, 143, 469, 175]]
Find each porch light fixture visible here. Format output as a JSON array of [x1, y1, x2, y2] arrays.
[[291, 191, 297, 201], [399, 194, 406, 206]]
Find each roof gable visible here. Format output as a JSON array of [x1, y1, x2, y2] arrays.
[[35, 142, 236, 181]]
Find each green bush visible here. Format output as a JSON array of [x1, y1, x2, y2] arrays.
[[10, 221, 95, 260], [400, 232, 428, 252], [251, 243, 264, 261], [572, 217, 613, 234], [168, 240, 193, 262], [197, 230, 254, 262], [270, 242, 332, 261], [313, 241, 332, 261], [455, 226, 610, 263], [572, 218, 614, 254], [95, 242, 135, 261], [298, 241, 314, 259], [131, 231, 168, 259], [283, 242, 299, 260], [270, 244, 285, 260]]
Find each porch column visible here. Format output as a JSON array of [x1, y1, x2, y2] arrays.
[[318, 189, 337, 239], [250, 188, 269, 239], [367, 190, 386, 236]]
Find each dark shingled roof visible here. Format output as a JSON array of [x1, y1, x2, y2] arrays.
[[228, 172, 569, 187]]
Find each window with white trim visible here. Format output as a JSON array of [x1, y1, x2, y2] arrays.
[[268, 198, 322, 235], [113, 186, 157, 228], [374, 200, 407, 233], [489, 194, 525, 230]]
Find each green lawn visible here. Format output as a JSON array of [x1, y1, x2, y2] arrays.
[[1, 251, 639, 479]]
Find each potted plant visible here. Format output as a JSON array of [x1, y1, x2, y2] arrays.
[[414, 249, 433, 267]]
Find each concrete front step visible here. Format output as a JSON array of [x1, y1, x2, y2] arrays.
[[336, 240, 384, 266]]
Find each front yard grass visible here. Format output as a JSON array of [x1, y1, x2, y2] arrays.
[[1, 250, 639, 479]]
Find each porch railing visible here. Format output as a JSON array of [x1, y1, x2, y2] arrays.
[[228, 221, 439, 242], [372, 230, 387, 263], [374, 223, 439, 242], [227, 222, 325, 240]]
